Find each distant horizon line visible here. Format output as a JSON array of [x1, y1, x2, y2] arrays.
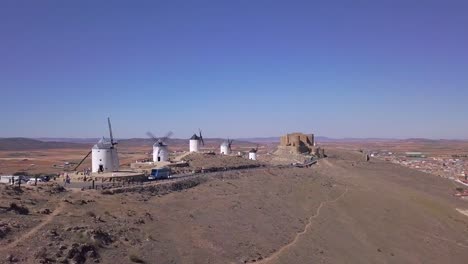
[[1, 136, 467, 141]]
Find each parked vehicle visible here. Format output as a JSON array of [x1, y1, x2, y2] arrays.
[[26, 178, 44, 185], [0, 176, 28, 185], [148, 168, 172, 180], [15, 178, 29, 184], [41, 176, 51, 182]]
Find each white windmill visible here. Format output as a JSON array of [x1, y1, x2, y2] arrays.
[[189, 129, 204, 152], [220, 139, 233, 155], [248, 145, 259, 160], [147, 131, 173, 163], [90, 118, 119, 173]]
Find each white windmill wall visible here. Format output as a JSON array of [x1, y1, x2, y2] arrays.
[[153, 145, 169, 162], [220, 144, 230, 155], [249, 152, 257, 160], [92, 148, 119, 172], [189, 139, 199, 152], [152, 146, 158, 162]]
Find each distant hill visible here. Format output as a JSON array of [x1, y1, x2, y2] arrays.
[[118, 138, 255, 147], [237, 136, 397, 143], [0, 138, 88, 151], [236, 137, 280, 143], [5, 137, 465, 151], [36, 138, 100, 144], [0, 137, 260, 152], [319, 137, 399, 143], [400, 138, 468, 145], [236, 136, 468, 144], [117, 138, 187, 147]]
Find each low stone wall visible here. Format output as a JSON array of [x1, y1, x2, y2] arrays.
[[75, 174, 147, 183], [102, 177, 207, 195], [172, 164, 264, 174]]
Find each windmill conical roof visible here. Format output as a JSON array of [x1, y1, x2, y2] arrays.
[[93, 137, 113, 149], [190, 134, 200, 140]]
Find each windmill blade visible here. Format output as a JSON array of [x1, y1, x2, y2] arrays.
[[108, 117, 116, 146], [146, 131, 157, 140], [146, 132, 159, 143], [73, 150, 92, 171], [160, 131, 173, 143], [199, 129, 204, 146]]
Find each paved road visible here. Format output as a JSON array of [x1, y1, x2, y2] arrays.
[[59, 166, 266, 189], [58, 162, 314, 190], [10, 161, 314, 190]]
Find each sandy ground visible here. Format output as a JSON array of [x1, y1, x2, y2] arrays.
[[1, 148, 468, 263], [0, 144, 269, 175], [456, 208, 468, 217]]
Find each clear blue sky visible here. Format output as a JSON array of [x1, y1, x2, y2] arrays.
[[1, 0, 467, 139]]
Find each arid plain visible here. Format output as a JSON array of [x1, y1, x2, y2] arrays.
[[1, 139, 468, 263]]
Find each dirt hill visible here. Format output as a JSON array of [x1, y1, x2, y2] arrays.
[[1, 148, 468, 263]]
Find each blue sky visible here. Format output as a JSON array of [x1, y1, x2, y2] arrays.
[[1, 0, 467, 139]]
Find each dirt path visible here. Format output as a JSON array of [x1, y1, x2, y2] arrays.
[[255, 186, 349, 264], [457, 208, 468, 218], [1, 202, 65, 252], [407, 225, 468, 249]]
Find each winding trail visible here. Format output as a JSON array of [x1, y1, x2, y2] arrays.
[[407, 225, 468, 249], [1, 202, 65, 252], [255, 186, 349, 264]]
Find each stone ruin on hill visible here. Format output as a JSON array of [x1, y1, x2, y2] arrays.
[[279, 133, 315, 154], [274, 132, 326, 161], [270, 132, 325, 165]]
